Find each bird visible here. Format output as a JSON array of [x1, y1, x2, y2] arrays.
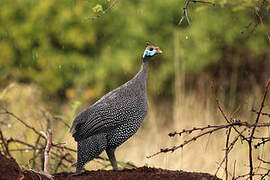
[[70, 42, 162, 174]]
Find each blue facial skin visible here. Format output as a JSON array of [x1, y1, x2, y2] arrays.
[[142, 49, 156, 59]]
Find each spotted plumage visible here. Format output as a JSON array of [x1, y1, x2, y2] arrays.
[[70, 43, 162, 173]]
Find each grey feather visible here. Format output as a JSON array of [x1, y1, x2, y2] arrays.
[[70, 62, 148, 141]]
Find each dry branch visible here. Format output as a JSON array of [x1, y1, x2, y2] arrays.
[[0, 105, 46, 139], [258, 157, 270, 165], [147, 121, 270, 158], [214, 128, 246, 177], [241, 0, 269, 40], [225, 127, 231, 180], [254, 0, 270, 43], [248, 79, 270, 180], [44, 129, 52, 175], [251, 108, 270, 118], [0, 129, 11, 157], [211, 82, 249, 142], [88, 0, 120, 20], [178, 0, 215, 25], [255, 138, 270, 148], [148, 79, 270, 179]]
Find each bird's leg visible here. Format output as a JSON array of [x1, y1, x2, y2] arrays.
[[106, 148, 118, 170], [75, 143, 85, 174]]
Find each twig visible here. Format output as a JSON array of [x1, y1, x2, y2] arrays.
[[211, 82, 249, 142], [0, 129, 11, 157], [87, 0, 120, 20], [248, 79, 270, 179], [241, 0, 269, 40], [32, 135, 42, 169], [255, 8, 270, 43], [51, 143, 76, 153], [170, 121, 270, 139], [54, 153, 70, 173], [214, 129, 246, 176], [40, 109, 51, 130], [178, 0, 192, 25], [44, 129, 52, 175], [148, 120, 270, 158], [233, 160, 236, 179], [147, 121, 262, 158], [258, 157, 270, 165], [192, 0, 215, 4], [0, 105, 46, 139], [7, 138, 37, 149], [251, 108, 270, 117], [54, 116, 70, 128], [178, 0, 215, 25], [254, 138, 270, 149], [235, 172, 269, 180], [51, 151, 74, 165], [261, 169, 270, 180], [225, 127, 231, 180]]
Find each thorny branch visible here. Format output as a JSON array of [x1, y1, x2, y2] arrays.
[[248, 79, 270, 180], [255, 138, 270, 149], [147, 121, 270, 158], [148, 79, 270, 179], [168, 121, 270, 137], [251, 108, 270, 118]]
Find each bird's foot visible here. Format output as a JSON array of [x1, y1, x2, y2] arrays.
[[71, 171, 83, 176]]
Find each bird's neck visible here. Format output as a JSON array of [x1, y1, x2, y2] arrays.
[[131, 61, 149, 92], [136, 61, 149, 81]]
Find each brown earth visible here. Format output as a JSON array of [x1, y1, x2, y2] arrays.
[[0, 152, 221, 180]]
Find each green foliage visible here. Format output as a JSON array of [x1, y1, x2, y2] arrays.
[[0, 0, 269, 101], [92, 4, 103, 13]]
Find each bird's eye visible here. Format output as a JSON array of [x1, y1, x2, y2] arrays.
[[149, 47, 153, 51]]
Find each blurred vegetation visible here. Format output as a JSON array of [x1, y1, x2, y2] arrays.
[[0, 0, 270, 175], [0, 0, 269, 106]]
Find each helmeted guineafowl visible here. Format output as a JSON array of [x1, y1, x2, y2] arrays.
[[70, 42, 162, 173]]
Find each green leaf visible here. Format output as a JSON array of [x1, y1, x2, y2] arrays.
[[92, 4, 103, 13]]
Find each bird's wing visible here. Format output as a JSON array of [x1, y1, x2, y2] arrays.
[[70, 86, 141, 141]]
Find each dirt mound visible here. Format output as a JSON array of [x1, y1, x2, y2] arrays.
[[0, 152, 221, 180], [0, 152, 50, 180], [0, 152, 21, 180], [54, 167, 221, 180], [22, 170, 51, 180]]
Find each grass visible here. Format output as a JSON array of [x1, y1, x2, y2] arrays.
[[1, 82, 270, 179]]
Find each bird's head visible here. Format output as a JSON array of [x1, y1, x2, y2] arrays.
[[142, 42, 162, 62]]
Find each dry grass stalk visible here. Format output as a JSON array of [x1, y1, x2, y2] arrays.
[[44, 129, 52, 175]]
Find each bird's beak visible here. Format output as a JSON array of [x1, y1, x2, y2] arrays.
[[154, 47, 162, 54], [157, 49, 162, 54]]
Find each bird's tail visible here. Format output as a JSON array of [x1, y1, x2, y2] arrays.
[[76, 133, 107, 173]]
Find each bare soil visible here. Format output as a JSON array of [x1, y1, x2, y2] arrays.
[[0, 152, 221, 180]]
